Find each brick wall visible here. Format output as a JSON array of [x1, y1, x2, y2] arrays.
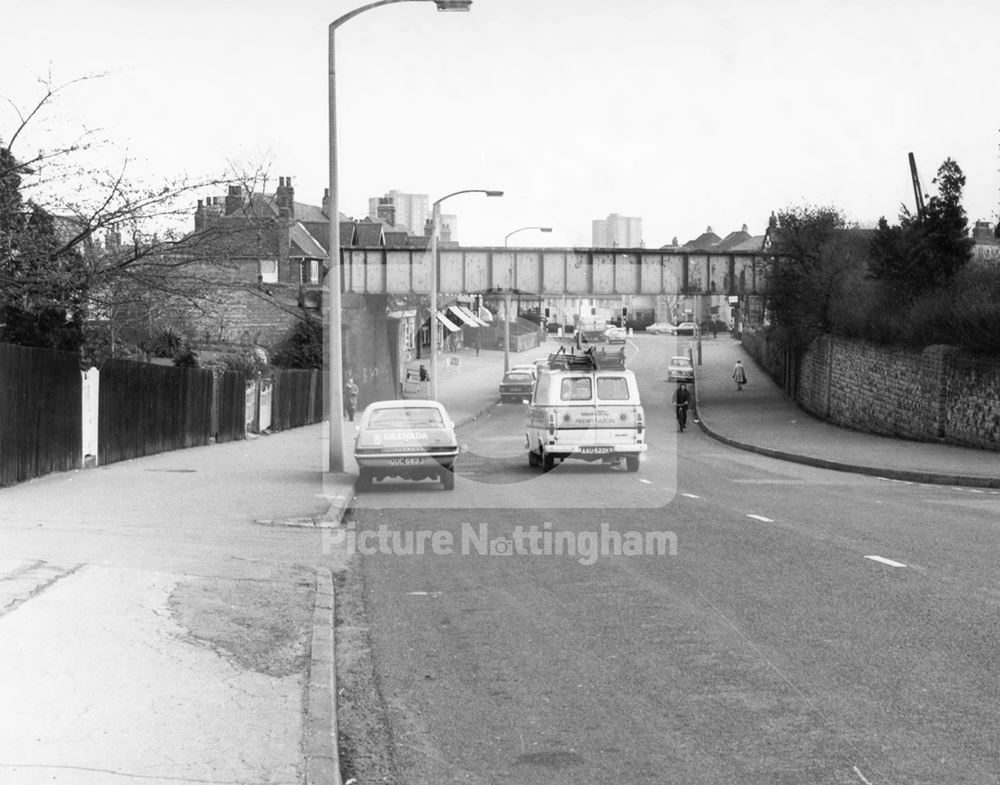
[[769, 333, 1000, 451], [181, 283, 309, 348]]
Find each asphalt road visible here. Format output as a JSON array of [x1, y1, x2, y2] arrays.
[[347, 346, 1000, 785]]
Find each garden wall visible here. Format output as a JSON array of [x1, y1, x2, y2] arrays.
[[746, 332, 1000, 451]]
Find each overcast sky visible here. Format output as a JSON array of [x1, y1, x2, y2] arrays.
[[4, 0, 1000, 248]]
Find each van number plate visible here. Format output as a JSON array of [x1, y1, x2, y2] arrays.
[[389, 457, 425, 465], [579, 446, 613, 454]]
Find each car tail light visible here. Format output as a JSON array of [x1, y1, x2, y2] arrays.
[[547, 411, 556, 437], [636, 408, 644, 436]]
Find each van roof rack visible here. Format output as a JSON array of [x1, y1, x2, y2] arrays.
[[547, 345, 626, 370]]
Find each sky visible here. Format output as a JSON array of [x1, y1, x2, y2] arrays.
[[4, 0, 1000, 249]]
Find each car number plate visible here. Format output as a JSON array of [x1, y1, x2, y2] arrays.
[[389, 457, 425, 465], [579, 446, 613, 455]]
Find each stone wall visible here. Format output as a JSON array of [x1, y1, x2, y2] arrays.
[[945, 354, 1000, 448], [748, 331, 1000, 452]]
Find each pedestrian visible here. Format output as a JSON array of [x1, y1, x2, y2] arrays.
[[474, 332, 481, 357], [672, 383, 691, 432], [344, 377, 359, 421], [711, 321, 718, 339], [732, 359, 747, 392]]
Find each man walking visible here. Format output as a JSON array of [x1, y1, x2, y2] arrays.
[[344, 377, 359, 421], [732, 359, 747, 392]]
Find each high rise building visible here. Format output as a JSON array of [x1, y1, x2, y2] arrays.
[[368, 190, 429, 237], [592, 213, 643, 248]]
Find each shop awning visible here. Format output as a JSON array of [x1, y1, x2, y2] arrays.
[[448, 305, 482, 327], [435, 311, 461, 332]]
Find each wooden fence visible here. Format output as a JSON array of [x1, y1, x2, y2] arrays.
[[98, 360, 219, 465], [0, 344, 82, 487], [270, 369, 323, 432], [1, 343, 325, 486]]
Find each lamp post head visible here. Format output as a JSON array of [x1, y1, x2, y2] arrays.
[[434, 0, 472, 9]]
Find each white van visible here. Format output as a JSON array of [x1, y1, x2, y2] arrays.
[[524, 348, 646, 472]]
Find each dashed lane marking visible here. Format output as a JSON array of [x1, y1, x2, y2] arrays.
[[682, 493, 700, 499], [864, 555, 906, 568], [746, 514, 774, 522]]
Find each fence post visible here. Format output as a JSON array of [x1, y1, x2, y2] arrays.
[[210, 370, 220, 443], [81, 367, 100, 468]]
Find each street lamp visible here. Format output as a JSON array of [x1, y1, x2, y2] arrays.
[[429, 189, 504, 400], [327, 0, 472, 473], [502, 226, 552, 373]]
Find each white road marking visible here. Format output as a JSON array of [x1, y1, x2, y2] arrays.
[[853, 765, 873, 785], [864, 555, 906, 568], [638, 478, 653, 484], [405, 591, 442, 597], [746, 514, 773, 522], [682, 493, 700, 499]]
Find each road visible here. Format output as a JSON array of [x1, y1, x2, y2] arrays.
[[343, 341, 1000, 784]]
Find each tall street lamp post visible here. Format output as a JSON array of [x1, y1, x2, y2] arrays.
[[327, 0, 472, 473], [502, 226, 552, 373], [429, 189, 503, 400]]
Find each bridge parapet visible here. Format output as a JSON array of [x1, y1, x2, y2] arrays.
[[343, 246, 767, 296]]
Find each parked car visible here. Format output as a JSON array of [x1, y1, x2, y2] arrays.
[[605, 326, 627, 343], [510, 363, 538, 379], [353, 400, 459, 491], [670, 322, 697, 336], [645, 322, 675, 334], [499, 371, 535, 402], [667, 355, 695, 383]]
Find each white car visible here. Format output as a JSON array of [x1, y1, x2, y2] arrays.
[[670, 322, 697, 336], [645, 322, 675, 335], [353, 400, 459, 491], [510, 363, 539, 379], [605, 326, 627, 344]]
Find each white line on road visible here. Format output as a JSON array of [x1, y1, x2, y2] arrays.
[[682, 493, 700, 499], [638, 478, 653, 484], [853, 765, 873, 785], [746, 514, 774, 522], [864, 555, 906, 568]]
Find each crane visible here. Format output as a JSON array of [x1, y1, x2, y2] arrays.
[[909, 152, 926, 221]]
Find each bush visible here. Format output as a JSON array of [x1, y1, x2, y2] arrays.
[[271, 318, 323, 369], [173, 347, 199, 367]]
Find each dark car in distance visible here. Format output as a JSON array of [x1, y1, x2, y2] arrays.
[[499, 371, 535, 402]]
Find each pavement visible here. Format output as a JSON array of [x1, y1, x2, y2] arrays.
[[1, 332, 997, 784]]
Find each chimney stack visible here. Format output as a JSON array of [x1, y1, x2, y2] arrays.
[[225, 185, 244, 216], [276, 175, 295, 219]]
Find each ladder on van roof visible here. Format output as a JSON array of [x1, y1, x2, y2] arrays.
[[547, 345, 626, 370]]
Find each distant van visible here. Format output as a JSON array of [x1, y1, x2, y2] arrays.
[[524, 348, 646, 472]]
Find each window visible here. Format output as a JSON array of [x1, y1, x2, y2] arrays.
[[560, 376, 592, 401], [597, 376, 629, 401], [259, 259, 278, 283], [533, 374, 550, 401], [369, 407, 444, 429]]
